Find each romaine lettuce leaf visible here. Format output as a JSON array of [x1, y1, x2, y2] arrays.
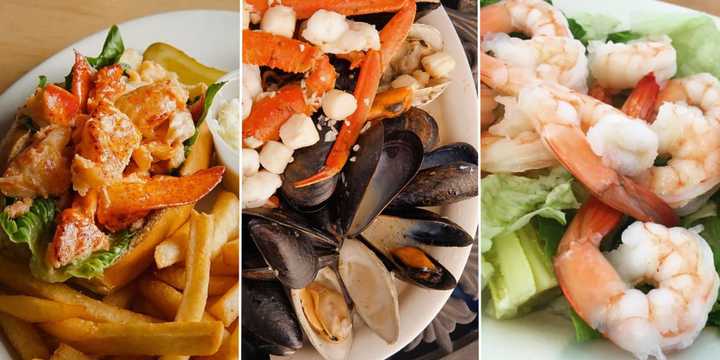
[[0, 198, 133, 282], [481, 167, 580, 253]]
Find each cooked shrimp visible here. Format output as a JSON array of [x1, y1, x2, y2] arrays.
[[480, 0, 571, 38], [71, 102, 141, 195], [555, 198, 718, 360], [483, 33, 589, 93], [0, 125, 72, 198], [588, 36, 677, 90], [481, 95, 557, 172], [656, 73, 720, 121], [515, 82, 676, 225], [481, 85, 498, 129]]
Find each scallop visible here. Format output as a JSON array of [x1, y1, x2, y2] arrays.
[[338, 238, 400, 344], [291, 267, 353, 360]]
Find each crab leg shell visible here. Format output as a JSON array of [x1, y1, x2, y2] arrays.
[[379, 0, 416, 71], [294, 50, 383, 188], [242, 30, 321, 73], [245, 0, 409, 20], [242, 85, 310, 145], [368, 87, 414, 122]]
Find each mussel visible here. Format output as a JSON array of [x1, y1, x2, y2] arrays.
[[349, 0, 442, 27], [360, 208, 472, 290], [242, 279, 303, 356], [337, 123, 424, 236], [382, 107, 440, 152], [280, 128, 339, 211], [391, 142, 478, 208]]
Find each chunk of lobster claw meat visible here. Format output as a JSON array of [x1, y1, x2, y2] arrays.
[[22, 84, 80, 127], [0, 125, 72, 198], [114, 79, 188, 139], [48, 192, 110, 269], [87, 64, 126, 115], [96, 166, 225, 230], [71, 102, 141, 196]]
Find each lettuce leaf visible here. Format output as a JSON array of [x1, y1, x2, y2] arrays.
[[481, 167, 580, 253], [183, 81, 225, 157], [0, 198, 133, 282]]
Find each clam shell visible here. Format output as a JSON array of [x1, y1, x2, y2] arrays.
[[338, 238, 399, 344], [414, 80, 450, 107], [291, 268, 353, 360]]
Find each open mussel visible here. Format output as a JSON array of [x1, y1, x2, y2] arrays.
[[391, 142, 478, 208], [337, 122, 423, 236], [281, 128, 339, 211], [242, 279, 303, 356], [244, 208, 338, 289], [338, 238, 400, 344], [291, 267, 353, 360], [360, 208, 473, 290], [382, 107, 439, 152]]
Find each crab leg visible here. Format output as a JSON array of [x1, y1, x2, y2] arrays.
[[242, 85, 310, 146], [368, 87, 414, 122], [294, 50, 383, 188], [245, 0, 408, 20], [379, 0, 417, 71]]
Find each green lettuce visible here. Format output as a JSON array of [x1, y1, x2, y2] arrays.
[[0, 198, 133, 282], [64, 25, 125, 89], [183, 81, 225, 157], [481, 167, 580, 253]]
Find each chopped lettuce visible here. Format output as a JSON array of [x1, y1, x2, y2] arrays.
[[570, 13, 621, 42], [481, 167, 579, 253], [183, 81, 225, 158], [682, 202, 720, 326], [0, 198, 133, 282]]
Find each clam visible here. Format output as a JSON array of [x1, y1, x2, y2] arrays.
[[337, 123, 423, 236], [242, 279, 303, 356], [408, 23, 443, 50], [414, 78, 451, 107], [382, 107, 439, 152], [338, 238, 400, 344], [291, 267, 353, 360]]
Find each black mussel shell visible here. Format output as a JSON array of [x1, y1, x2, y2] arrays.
[[349, 1, 441, 27], [242, 232, 275, 281], [244, 207, 338, 249], [281, 131, 338, 211], [247, 218, 318, 289], [359, 236, 456, 290], [242, 280, 303, 355], [242, 332, 271, 360], [330, 55, 359, 93], [338, 123, 424, 237], [420, 142, 478, 170], [365, 208, 473, 247], [382, 107, 439, 152], [390, 162, 478, 208], [416, 0, 441, 17]]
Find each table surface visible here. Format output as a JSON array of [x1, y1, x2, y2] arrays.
[[0, 0, 237, 93]]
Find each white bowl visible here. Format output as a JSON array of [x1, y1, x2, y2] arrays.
[[206, 70, 240, 194]]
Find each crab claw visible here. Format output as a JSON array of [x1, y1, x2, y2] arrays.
[[245, 0, 409, 20], [96, 166, 224, 230], [25, 84, 80, 127], [368, 87, 414, 122], [71, 51, 94, 113], [294, 50, 382, 188], [621, 72, 659, 121]]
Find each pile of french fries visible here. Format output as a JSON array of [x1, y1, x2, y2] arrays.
[[0, 191, 239, 360]]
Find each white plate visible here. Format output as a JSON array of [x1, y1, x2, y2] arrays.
[[482, 1, 720, 359], [0, 10, 238, 358], [286, 6, 478, 360]]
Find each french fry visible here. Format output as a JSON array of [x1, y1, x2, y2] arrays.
[[153, 192, 239, 269], [102, 283, 137, 309], [154, 222, 190, 269], [0, 312, 49, 360], [207, 284, 238, 327], [198, 325, 238, 360], [176, 212, 214, 322], [0, 257, 156, 323], [39, 318, 224, 356], [137, 277, 218, 323], [51, 343, 94, 360], [131, 298, 167, 320], [155, 266, 235, 296], [210, 240, 238, 276], [0, 295, 88, 322]]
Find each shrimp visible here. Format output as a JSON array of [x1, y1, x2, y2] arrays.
[[482, 33, 589, 93], [588, 36, 677, 91], [0, 125, 72, 198], [619, 73, 720, 212], [480, 0, 571, 38], [555, 197, 718, 360]]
